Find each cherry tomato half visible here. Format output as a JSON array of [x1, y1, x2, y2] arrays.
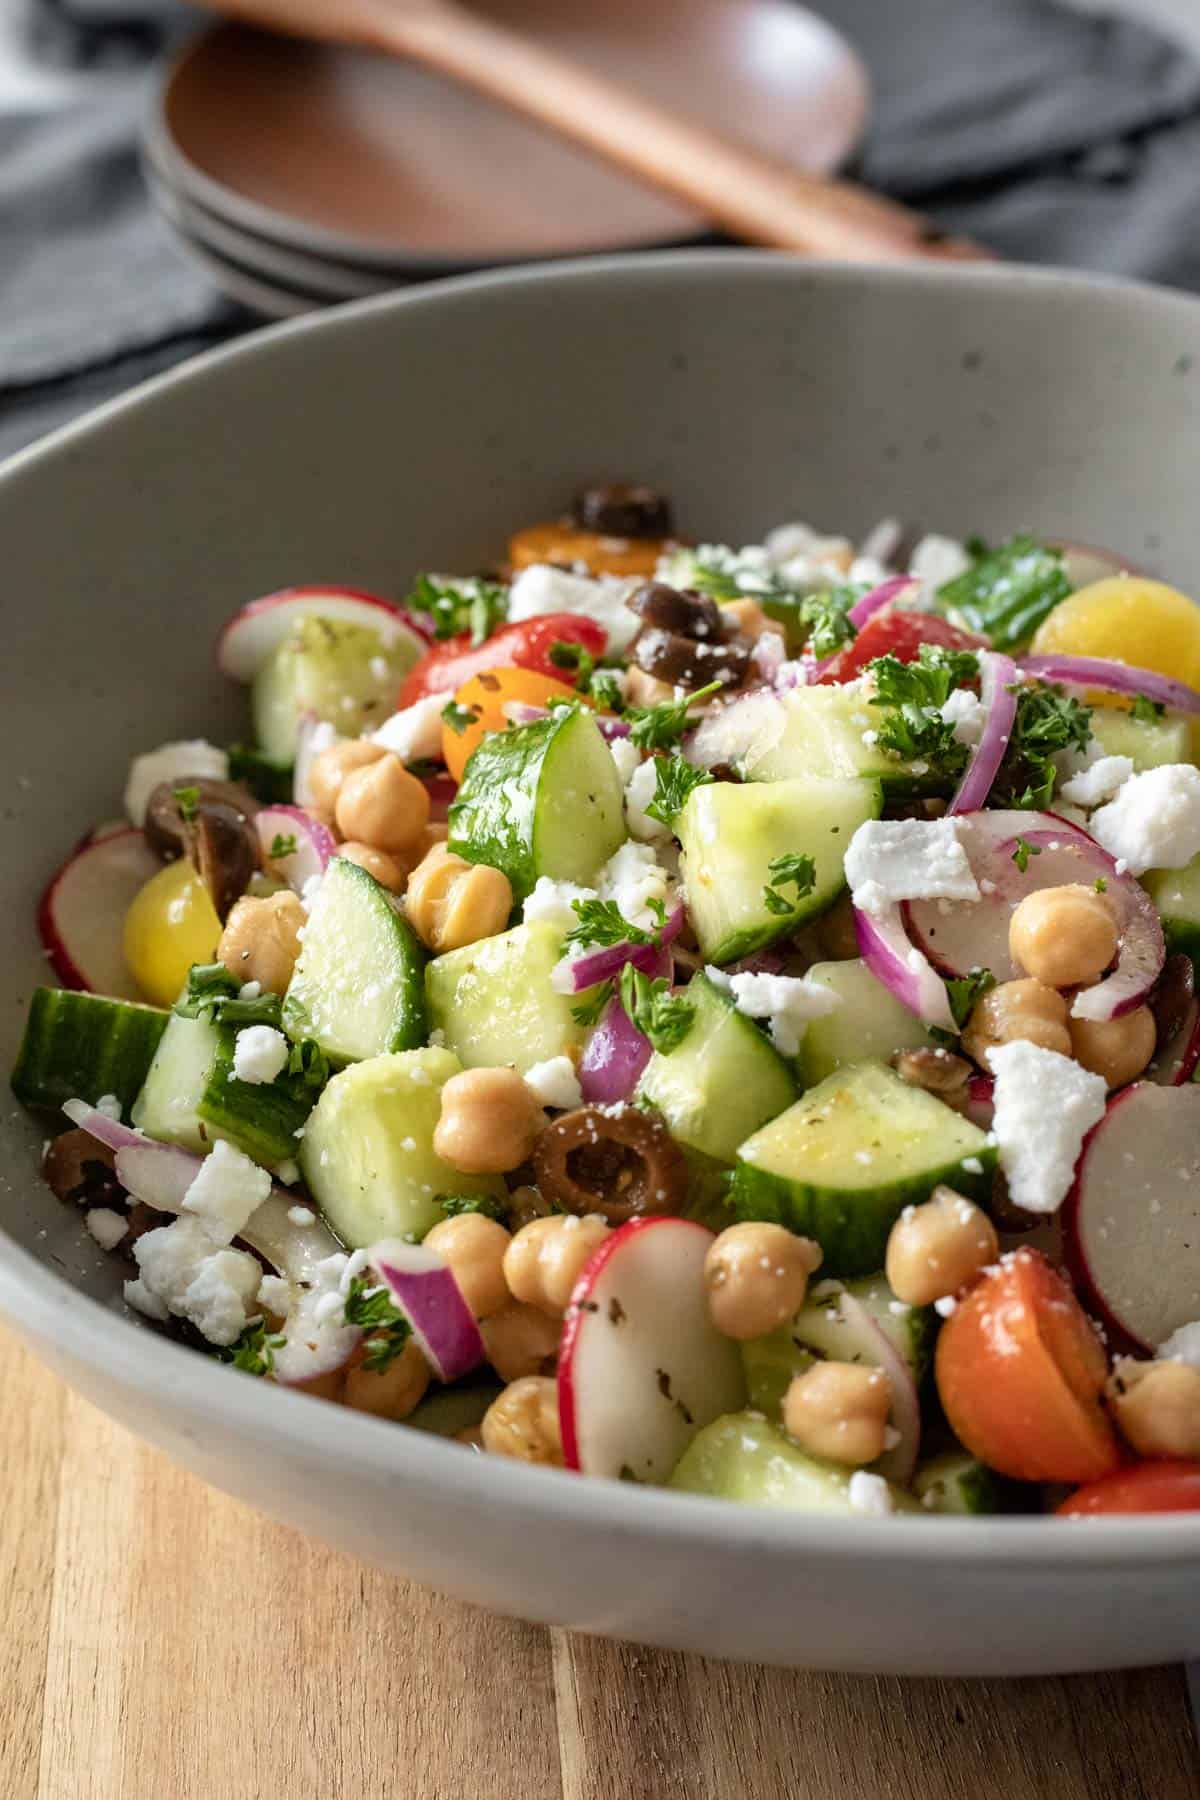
[[1057, 1461, 1200, 1516], [817, 607, 987, 684], [442, 667, 580, 783], [935, 1247, 1120, 1484], [398, 614, 607, 708]]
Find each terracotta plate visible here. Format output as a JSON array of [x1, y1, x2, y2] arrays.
[[147, 1, 868, 269]]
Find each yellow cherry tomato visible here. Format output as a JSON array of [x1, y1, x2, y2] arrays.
[[1031, 577, 1200, 689], [123, 858, 222, 1007], [442, 666, 581, 783], [507, 521, 666, 577]]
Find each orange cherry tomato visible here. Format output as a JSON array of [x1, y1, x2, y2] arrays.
[[935, 1247, 1120, 1484], [1057, 1461, 1200, 1516], [508, 521, 667, 577], [441, 666, 580, 783]]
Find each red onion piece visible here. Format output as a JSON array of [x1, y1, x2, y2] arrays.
[[579, 995, 654, 1103], [256, 804, 336, 893], [596, 715, 633, 741], [61, 1098, 145, 1154], [948, 651, 1018, 815], [963, 1075, 995, 1131], [368, 1240, 486, 1383], [423, 771, 457, 821], [567, 906, 684, 992], [852, 905, 956, 1032], [1019, 654, 1200, 715]]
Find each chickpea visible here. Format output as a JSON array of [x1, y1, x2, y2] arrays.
[[1009, 884, 1118, 989], [1069, 1005, 1156, 1090], [217, 890, 305, 994], [433, 1067, 545, 1174], [782, 1360, 893, 1465], [961, 977, 1072, 1065], [308, 738, 387, 817], [481, 1375, 563, 1465], [423, 1211, 512, 1320], [884, 1185, 999, 1307], [343, 1339, 430, 1420], [503, 1214, 609, 1317], [337, 840, 407, 892], [623, 666, 676, 708], [480, 1301, 561, 1382], [1106, 1357, 1200, 1459], [405, 843, 513, 953], [335, 753, 430, 854], [703, 1222, 823, 1341], [719, 598, 785, 642]]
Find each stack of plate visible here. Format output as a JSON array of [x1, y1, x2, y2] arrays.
[[142, 3, 868, 318]]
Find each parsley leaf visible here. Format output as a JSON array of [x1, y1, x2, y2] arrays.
[[1132, 693, 1166, 723], [991, 681, 1092, 811], [173, 784, 200, 822], [548, 639, 597, 692], [946, 967, 997, 1031], [441, 699, 480, 736], [867, 645, 979, 780], [644, 754, 713, 828], [618, 964, 695, 1055], [762, 851, 817, 917], [799, 586, 860, 661], [1094, 876, 1108, 894], [626, 680, 724, 751], [287, 1037, 331, 1093], [590, 670, 626, 713], [174, 961, 239, 1017], [570, 981, 614, 1028], [436, 1193, 509, 1223], [1011, 836, 1042, 874], [410, 573, 508, 646], [342, 1276, 412, 1373], [268, 832, 298, 860], [217, 992, 285, 1030], [935, 534, 1070, 651], [218, 1319, 286, 1378], [566, 898, 653, 950], [686, 561, 744, 600]]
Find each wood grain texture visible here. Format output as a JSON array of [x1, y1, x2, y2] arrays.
[[1, 1326, 1195, 1800]]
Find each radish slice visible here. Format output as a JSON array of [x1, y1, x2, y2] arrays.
[[579, 996, 653, 1104], [1148, 996, 1200, 1087], [566, 910, 682, 992], [368, 1239, 486, 1383], [684, 687, 784, 771], [1020, 654, 1200, 715], [1055, 541, 1136, 590], [557, 1216, 746, 1482], [947, 651, 1017, 815], [853, 904, 956, 1033], [256, 804, 336, 893], [1063, 1083, 1200, 1350], [39, 827, 161, 1000], [810, 1284, 921, 1485], [217, 586, 429, 683]]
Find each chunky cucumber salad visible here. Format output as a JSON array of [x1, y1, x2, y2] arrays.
[[16, 486, 1200, 1520]]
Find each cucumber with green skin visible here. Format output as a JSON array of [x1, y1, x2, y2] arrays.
[[913, 1450, 1027, 1515], [132, 1010, 314, 1168], [637, 970, 796, 1164], [12, 988, 168, 1117], [668, 1412, 920, 1513], [406, 1382, 502, 1439], [426, 920, 595, 1075], [730, 1062, 994, 1277], [741, 1272, 936, 1420], [1142, 856, 1200, 976], [676, 775, 882, 965], [252, 615, 419, 765], [1089, 705, 1193, 772], [744, 683, 949, 798], [283, 857, 426, 1065], [447, 707, 625, 904], [796, 959, 938, 1088]]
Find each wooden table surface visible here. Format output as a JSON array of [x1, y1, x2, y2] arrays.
[[3, 1328, 1197, 1800]]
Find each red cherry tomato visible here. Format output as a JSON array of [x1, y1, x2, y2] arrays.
[[398, 614, 607, 707], [1057, 1461, 1200, 1516], [817, 607, 987, 684]]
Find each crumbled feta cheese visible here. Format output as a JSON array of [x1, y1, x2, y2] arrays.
[[258, 1273, 293, 1315], [177, 1248, 264, 1346], [722, 970, 840, 1058], [371, 693, 447, 764], [1157, 1319, 1200, 1368], [597, 840, 677, 932], [1059, 754, 1134, 810], [858, 517, 903, 566], [763, 522, 853, 581], [844, 817, 980, 915], [507, 564, 640, 653], [934, 1295, 958, 1318], [848, 1470, 894, 1516], [132, 1212, 262, 1346], [232, 1024, 289, 1086], [85, 1207, 127, 1251], [940, 687, 986, 748], [275, 1158, 300, 1186], [123, 1276, 169, 1322], [524, 1055, 583, 1111], [608, 736, 642, 787], [1088, 764, 1200, 875], [288, 1204, 316, 1227], [908, 533, 971, 592], [239, 981, 262, 1001], [847, 555, 891, 589], [987, 1041, 1107, 1213], [523, 875, 598, 935], [181, 1138, 273, 1242], [300, 872, 324, 913], [123, 739, 229, 827], [625, 757, 670, 843]]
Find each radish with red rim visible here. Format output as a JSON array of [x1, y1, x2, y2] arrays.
[[368, 1239, 486, 1383], [39, 827, 161, 1001], [1063, 1082, 1200, 1351], [1147, 995, 1200, 1086], [558, 1216, 745, 1482], [256, 804, 336, 893], [217, 586, 429, 684]]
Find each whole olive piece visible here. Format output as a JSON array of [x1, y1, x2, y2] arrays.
[[572, 482, 673, 540], [628, 580, 724, 641], [143, 777, 261, 920], [631, 626, 752, 691]]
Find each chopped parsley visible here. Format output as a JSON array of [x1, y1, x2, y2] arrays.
[[762, 851, 817, 917], [618, 964, 695, 1055], [799, 586, 861, 661], [175, 961, 239, 1017], [935, 534, 1070, 651], [173, 784, 200, 822], [626, 680, 724, 751], [1011, 836, 1042, 874], [644, 754, 713, 828], [570, 982, 614, 1028], [566, 898, 654, 950], [342, 1276, 412, 1373], [548, 639, 597, 692], [218, 1319, 286, 1378], [946, 967, 997, 1031], [268, 832, 298, 860], [287, 1037, 331, 1093], [441, 699, 479, 736], [410, 573, 508, 646], [992, 680, 1092, 811], [866, 644, 979, 779], [436, 1193, 509, 1223], [686, 560, 744, 601], [217, 991, 285, 1030], [1094, 877, 1108, 894], [1132, 693, 1166, 723], [589, 670, 626, 713]]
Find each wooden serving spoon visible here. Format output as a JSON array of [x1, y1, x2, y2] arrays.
[[199, 0, 990, 264]]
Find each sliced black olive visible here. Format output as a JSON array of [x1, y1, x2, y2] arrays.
[[572, 482, 673, 540], [144, 777, 261, 920], [627, 580, 724, 641], [632, 626, 752, 691]]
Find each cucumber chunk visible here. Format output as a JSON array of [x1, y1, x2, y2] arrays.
[[745, 683, 945, 797], [741, 1273, 935, 1419], [300, 1048, 504, 1246], [406, 1381, 502, 1439], [730, 1062, 994, 1276], [253, 616, 418, 765], [637, 971, 796, 1164], [1143, 855, 1200, 972], [1090, 705, 1193, 771], [448, 707, 625, 904], [913, 1451, 1025, 1515], [426, 920, 588, 1075], [677, 775, 882, 965], [131, 1011, 312, 1168], [283, 857, 426, 1066], [12, 988, 168, 1117], [797, 959, 938, 1088], [668, 1412, 919, 1513]]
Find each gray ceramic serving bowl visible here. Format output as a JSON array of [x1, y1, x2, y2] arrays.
[[2, 253, 1198, 1676]]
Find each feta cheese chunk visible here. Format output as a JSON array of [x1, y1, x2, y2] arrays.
[[371, 693, 446, 763], [608, 735, 642, 787], [181, 1138, 273, 1242], [597, 840, 677, 932], [132, 1211, 263, 1347], [908, 533, 971, 592], [844, 817, 980, 915], [986, 1041, 1107, 1214], [507, 564, 640, 653], [523, 1055, 583, 1111], [232, 1023, 290, 1086], [1157, 1319, 1200, 1368], [523, 875, 598, 936], [124, 739, 229, 827], [1088, 764, 1200, 875], [85, 1207, 128, 1251], [1058, 753, 1134, 810], [625, 757, 670, 843], [940, 686, 986, 748], [847, 1470, 894, 1516], [716, 969, 840, 1058]]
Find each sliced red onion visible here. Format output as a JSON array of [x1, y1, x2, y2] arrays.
[[503, 702, 549, 726], [272, 1286, 362, 1386], [1019, 654, 1200, 715], [807, 577, 920, 681], [368, 1240, 486, 1382], [596, 714, 633, 741], [947, 651, 1017, 815], [256, 803, 336, 893], [852, 905, 956, 1033], [61, 1097, 145, 1154], [579, 995, 654, 1103], [567, 907, 683, 991], [423, 771, 457, 821], [963, 1075, 995, 1131]]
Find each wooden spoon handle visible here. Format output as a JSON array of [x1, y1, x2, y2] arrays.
[[375, 0, 989, 263]]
